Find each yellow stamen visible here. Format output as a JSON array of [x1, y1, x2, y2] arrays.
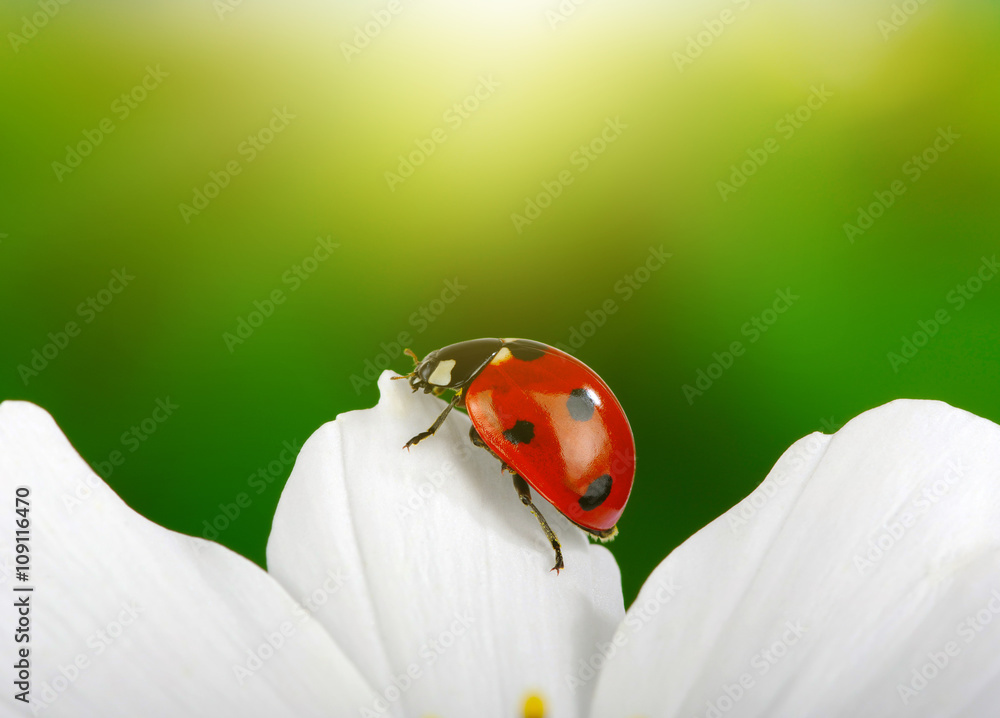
[[523, 693, 545, 718]]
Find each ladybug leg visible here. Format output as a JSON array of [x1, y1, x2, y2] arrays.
[[469, 425, 488, 449], [468, 426, 512, 472], [512, 474, 564, 573], [403, 390, 463, 450]]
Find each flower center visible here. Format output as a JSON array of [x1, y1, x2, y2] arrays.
[[421, 693, 547, 718], [523, 694, 545, 718]]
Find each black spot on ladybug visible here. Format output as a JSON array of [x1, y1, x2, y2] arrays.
[[566, 388, 596, 422], [578, 474, 612, 511], [503, 420, 535, 445], [506, 340, 546, 362]]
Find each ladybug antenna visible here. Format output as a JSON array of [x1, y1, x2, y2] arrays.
[[390, 347, 422, 387]]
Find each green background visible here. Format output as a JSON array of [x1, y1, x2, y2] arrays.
[[2, 0, 998, 606]]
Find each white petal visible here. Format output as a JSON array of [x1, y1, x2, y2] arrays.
[[591, 399, 1000, 718], [267, 371, 624, 718], [0, 401, 374, 717]]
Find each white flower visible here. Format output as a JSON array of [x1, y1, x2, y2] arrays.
[[1, 371, 999, 717]]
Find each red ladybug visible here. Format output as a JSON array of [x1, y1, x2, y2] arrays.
[[397, 338, 635, 572]]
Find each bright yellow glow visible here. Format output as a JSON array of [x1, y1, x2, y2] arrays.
[[523, 693, 546, 718]]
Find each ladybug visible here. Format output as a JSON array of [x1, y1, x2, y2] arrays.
[[396, 338, 635, 572]]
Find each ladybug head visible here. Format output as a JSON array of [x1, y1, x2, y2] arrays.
[[391, 347, 444, 394], [395, 339, 505, 394], [407, 349, 452, 394]]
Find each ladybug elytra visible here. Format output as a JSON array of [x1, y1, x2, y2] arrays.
[[396, 338, 635, 572]]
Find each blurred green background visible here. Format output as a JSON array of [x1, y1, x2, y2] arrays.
[[2, 0, 998, 606]]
